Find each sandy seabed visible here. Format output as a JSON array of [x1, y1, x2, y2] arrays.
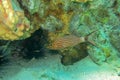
[[0, 53, 120, 80]]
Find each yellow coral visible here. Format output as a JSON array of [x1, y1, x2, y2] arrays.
[[0, 0, 34, 40], [45, 0, 74, 41], [102, 47, 111, 58]]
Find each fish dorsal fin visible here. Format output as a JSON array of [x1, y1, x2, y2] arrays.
[[85, 30, 98, 41]]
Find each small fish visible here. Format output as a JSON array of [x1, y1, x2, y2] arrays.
[[48, 30, 96, 50]]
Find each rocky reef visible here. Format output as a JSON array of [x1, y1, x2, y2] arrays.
[[0, 0, 120, 70]]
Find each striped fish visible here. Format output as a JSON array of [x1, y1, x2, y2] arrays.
[[48, 31, 96, 50]]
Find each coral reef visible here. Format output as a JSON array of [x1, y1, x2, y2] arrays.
[[68, 0, 120, 67], [0, 0, 120, 68], [109, 26, 120, 57]]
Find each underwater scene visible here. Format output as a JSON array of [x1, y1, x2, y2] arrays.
[[0, 0, 120, 80]]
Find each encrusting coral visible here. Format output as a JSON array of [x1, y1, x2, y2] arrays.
[[0, 0, 35, 40]]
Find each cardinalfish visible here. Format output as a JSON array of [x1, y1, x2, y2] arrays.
[[48, 30, 96, 50]]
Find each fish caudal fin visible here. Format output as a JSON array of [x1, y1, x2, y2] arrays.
[[85, 30, 97, 46]]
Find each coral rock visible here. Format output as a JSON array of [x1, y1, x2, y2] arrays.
[[0, 0, 33, 40]]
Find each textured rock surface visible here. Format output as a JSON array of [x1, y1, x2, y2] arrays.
[[109, 26, 120, 57]]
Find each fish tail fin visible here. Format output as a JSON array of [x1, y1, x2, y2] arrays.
[[85, 30, 97, 46]]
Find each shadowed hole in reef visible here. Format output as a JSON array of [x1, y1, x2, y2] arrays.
[[0, 28, 60, 66], [21, 28, 49, 59], [0, 56, 9, 66], [0, 40, 11, 66]]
